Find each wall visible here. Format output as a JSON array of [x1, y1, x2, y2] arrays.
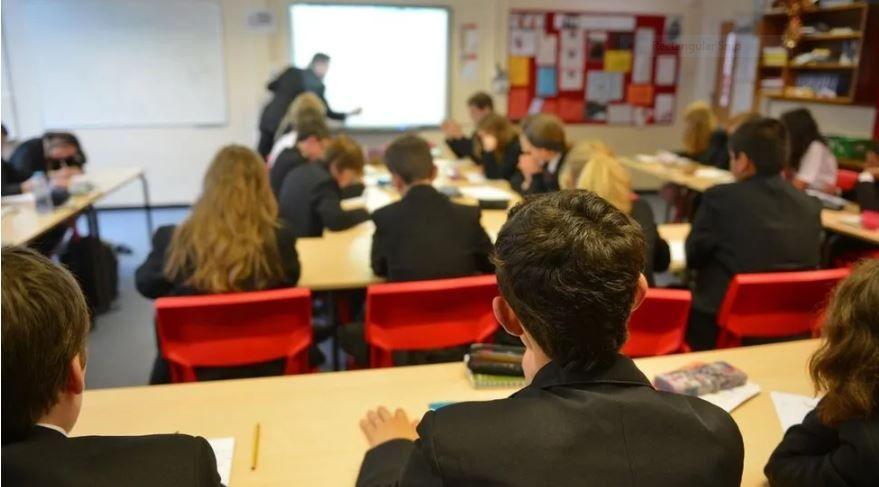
[[4, 0, 873, 206]]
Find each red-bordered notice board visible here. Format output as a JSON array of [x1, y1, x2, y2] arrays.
[[508, 10, 681, 125]]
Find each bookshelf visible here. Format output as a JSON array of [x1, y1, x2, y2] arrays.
[[753, 1, 879, 107]]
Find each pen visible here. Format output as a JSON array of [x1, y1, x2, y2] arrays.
[[250, 423, 261, 471]]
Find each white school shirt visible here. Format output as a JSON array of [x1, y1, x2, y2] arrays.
[[267, 131, 297, 168], [796, 140, 838, 193]]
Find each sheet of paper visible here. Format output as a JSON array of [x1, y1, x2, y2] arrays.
[[604, 50, 632, 73], [1, 192, 36, 206], [527, 97, 544, 115], [509, 56, 530, 87], [694, 167, 735, 182], [459, 185, 514, 201], [586, 71, 623, 103], [509, 28, 537, 57], [632, 28, 655, 84], [699, 383, 761, 413], [536, 67, 558, 97], [559, 28, 585, 69], [208, 437, 235, 486], [627, 84, 654, 106], [669, 239, 686, 267], [559, 66, 584, 91], [771, 392, 820, 432], [536, 34, 558, 67], [654, 93, 675, 123], [656, 55, 677, 86], [607, 103, 633, 124]]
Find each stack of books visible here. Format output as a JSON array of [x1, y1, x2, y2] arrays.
[[465, 343, 526, 389]]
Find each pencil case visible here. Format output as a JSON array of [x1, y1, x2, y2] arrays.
[[653, 361, 747, 396]]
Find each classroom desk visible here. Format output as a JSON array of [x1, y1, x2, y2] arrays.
[[1, 167, 152, 246], [621, 156, 879, 246], [72, 339, 819, 486]]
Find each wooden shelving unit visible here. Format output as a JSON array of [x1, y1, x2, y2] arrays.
[[753, 1, 879, 108]]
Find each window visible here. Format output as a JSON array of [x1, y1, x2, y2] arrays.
[[289, 4, 449, 130]]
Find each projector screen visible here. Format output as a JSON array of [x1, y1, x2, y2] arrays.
[[289, 4, 449, 130]]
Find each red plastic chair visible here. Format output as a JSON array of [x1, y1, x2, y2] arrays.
[[365, 275, 500, 367], [156, 288, 313, 382], [622, 288, 692, 357], [836, 169, 859, 192], [715, 268, 850, 348]]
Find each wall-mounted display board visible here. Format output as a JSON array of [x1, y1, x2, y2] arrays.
[[508, 10, 681, 125]]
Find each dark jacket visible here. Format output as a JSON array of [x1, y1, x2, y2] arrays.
[[765, 405, 879, 487], [445, 134, 476, 161], [510, 151, 567, 194], [686, 174, 822, 313], [10, 137, 86, 179], [480, 138, 522, 181], [2, 426, 221, 487], [631, 198, 671, 286], [692, 129, 730, 170], [277, 162, 369, 238], [356, 355, 744, 487], [135, 221, 300, 299], [259, 67, 345, 135], [855, 179, 879, 212], [2, 159, 27, 196], [270, 147, 306, 198], [371, 185, 494, 282]]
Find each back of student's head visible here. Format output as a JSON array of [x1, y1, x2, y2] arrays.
[[295, 116, 331, 143], [575, 154, 633, 214], [558, 139, 613, 191], [683, 101, 717, 156], [728, 117, 788, 176], [384, 134, 434, 184], [276, 92, 327, 141], [165, 144, 284, 293], [325, 134, 365, 175], [476, 113, 517, 155], [467, 91, 494, 111], [810, 259, 879, 426], [523, 114, 567, 152], [493, 191, 646, 367], [2, 247, 90, 444], [780, 108, 826, 171]]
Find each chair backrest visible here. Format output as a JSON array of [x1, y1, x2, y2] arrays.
[[622, 288, 692, 357], [156, 287, 312, 382], [716, 268, 849, 340], [836, 169, 859, 192], [365, 274, 499, 366]]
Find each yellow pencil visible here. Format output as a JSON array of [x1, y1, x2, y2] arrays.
[[250, 423, 261, 471]]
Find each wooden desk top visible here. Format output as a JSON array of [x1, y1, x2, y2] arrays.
[[619, 156, 735, 193], [73, 339, 819, 486], [821, 209, 879, 245], [1, 167, 143, 246]]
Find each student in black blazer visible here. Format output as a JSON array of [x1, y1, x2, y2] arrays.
[[511, 114, 568, 194], [855, 143, 879, 212], [269, 116, 329, 198], [2, 247, 222, 487], [441, 92, 493, 161], [686, 118, 822, 350], [9, 131, 86, 180], [355, 191, 744, 486], [473, 113, 521, 181], [135, 145, 301, 383], [277, 134, 370, 238], [765, 259, 879, 487], [371, 134, 494, 281]]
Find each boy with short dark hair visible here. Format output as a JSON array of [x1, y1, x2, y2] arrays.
[[686, 117, 823, 350], [270, 115, 330, 197], [1, 247, 222, 486], [355, 191, 744, 486], [371, 134, 494, 281]]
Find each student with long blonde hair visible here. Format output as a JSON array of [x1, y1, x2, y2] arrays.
[[765, 259, 879, 486], [571, 153, 670, 286], [136, 145, 300, 382], [680, 101, 727, 168]]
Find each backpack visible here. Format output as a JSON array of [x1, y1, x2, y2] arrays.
[[60, 235, 118, 316]]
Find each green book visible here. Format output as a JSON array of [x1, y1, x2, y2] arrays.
[[468, 370, 526, 389]]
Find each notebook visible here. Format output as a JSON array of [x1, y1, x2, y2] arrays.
[[207, 437, 235, 486]]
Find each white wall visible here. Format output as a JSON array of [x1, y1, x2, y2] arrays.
[[3, 0, 874, 206]]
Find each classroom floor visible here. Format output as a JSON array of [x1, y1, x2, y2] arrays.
[[85, 194, 674, 390]]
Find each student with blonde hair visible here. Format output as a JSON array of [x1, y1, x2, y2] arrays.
[[557, 139, 612, 191], [681, 101, 727, 168], [765, 259, 879, 486], [267, 92, 328, 165], [573, 153, 670, 286], [136, 144, 301, 382]]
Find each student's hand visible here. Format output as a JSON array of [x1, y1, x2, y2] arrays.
[[518, 153, 543, 176], [359, 406, 419, 448], [441, 120, 463, 138], [349, 107, 363, 116]]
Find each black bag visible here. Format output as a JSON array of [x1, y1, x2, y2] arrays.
[[60, 236, 118, 316]]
